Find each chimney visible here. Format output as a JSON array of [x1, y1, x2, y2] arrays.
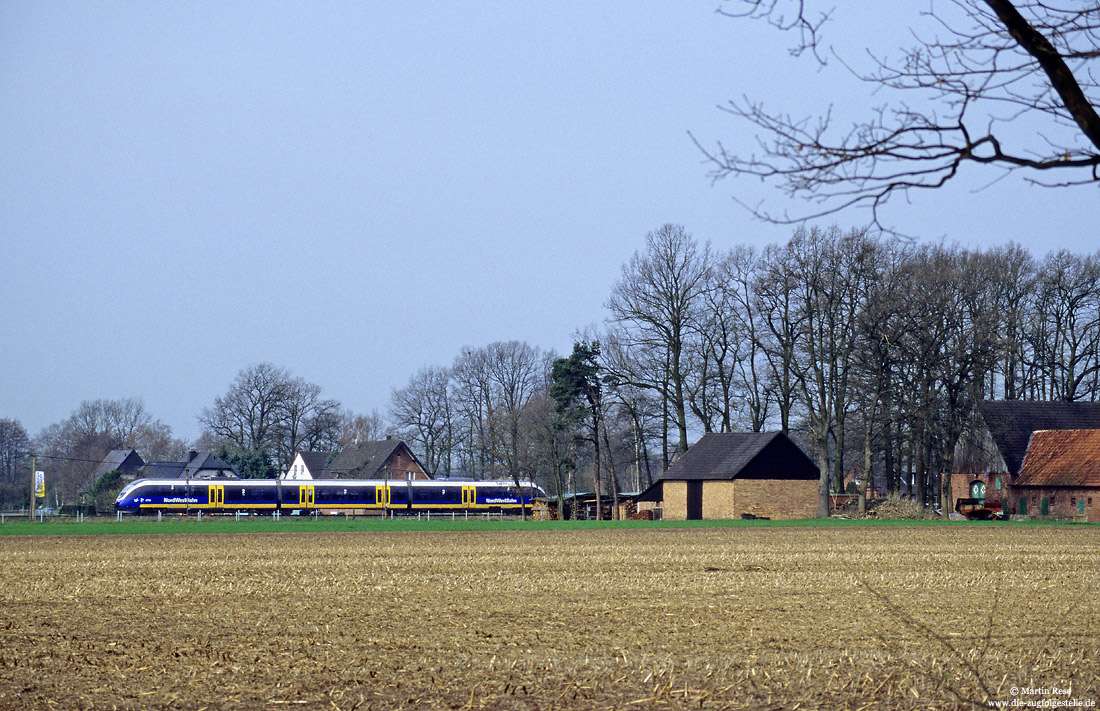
[[188, 450, 198, 463]]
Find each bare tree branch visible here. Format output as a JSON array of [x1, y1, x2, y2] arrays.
[[705, 1, 1100, 230]]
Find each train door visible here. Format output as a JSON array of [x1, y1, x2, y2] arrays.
[[462, 485, 477, 508], [375, 485, 391, 509], [208, 484, 224, 510], [299, 485, 315, 509]]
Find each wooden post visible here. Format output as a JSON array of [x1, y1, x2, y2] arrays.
[[29, 456, 36, 520]]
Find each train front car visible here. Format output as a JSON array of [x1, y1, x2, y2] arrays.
[[114, 480, 141, 512], [115, 478, 261, 514], [115, 479, 206, 514]]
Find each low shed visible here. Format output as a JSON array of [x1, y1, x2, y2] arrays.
[[638, 432, 818, 520]]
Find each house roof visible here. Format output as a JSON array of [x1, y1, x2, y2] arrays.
[[1015, 430, 1100, 488], [81, 449, 146, 493], [297, 451, 332, 474], [88, 451, 141, 479], [91, 449, 144, 478], [143, 452, 239, 479], [142, 461, 187, 478], [183, 452, 238, 478], [661, 432, 818, 481], [323, 439, 426, 479], [978, 401, 1100, 475]]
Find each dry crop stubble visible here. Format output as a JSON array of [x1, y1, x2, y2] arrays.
[[0, 526, 1097, 709]]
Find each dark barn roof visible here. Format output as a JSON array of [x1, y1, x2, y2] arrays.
[[979, 401, 1100, 475], [637, 432, 817, 502], [663, 432, 818, 481], [1016, 429, 1100, 488]]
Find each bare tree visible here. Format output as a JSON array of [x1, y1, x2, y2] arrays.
[[699, 1, 1100, 230], [0, 419, 29, 484], [607, 224, 712, 455], [483, 341, 545, 496], [278, 378, 341, 466], [753, 242, 805, 435], [984, 243, 1039, 400], [1029, 250, 1100, 400], [698, 246, 773, 432], [523, 391, 577, 514], [0, 418, 30, 508], [200, 363, 290, 455], [602, 330, 663, 491], [199, 363, 342, 471], [338, 410, 387, 450], [31, 399, 185, 505], [450, 347, 495, 479], [784, 226, 882, 516], [391, 366, 455, 476]]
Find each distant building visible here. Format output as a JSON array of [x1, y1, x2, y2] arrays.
[[81, 449, 146, 494], [1014, 429, 1100, 522], [299, 438, 430, 481], [91, 449, 145, 481], [637, 432, 818, 520], [535, 492, 641, 521], [283, 451, 333, 480], [953, 400, 1100, 514], [143, 450, 239, 480]]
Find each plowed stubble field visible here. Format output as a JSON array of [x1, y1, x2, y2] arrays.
[[1, 526, 1097, 710]]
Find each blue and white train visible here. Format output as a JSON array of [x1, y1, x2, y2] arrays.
[[115, 478, 544, 516]]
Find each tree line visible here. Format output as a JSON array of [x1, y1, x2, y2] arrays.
[[390, 225, 1100, 517], [0, 365, 386, 509], [3, 224, 1097, 516]]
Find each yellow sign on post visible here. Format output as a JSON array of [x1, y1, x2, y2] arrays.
[[34, 470, 45, 498]]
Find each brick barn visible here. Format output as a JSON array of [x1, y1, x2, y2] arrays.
[[1013, 429, 1100, 522], [953, 400, 1100, 515], [637, 432, 818, 520]]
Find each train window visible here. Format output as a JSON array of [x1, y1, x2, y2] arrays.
[[413, 487, 452, 504], [412, 487, 433, 503]]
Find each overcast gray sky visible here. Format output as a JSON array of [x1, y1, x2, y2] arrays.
[[3, 2, 1097, 443]]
